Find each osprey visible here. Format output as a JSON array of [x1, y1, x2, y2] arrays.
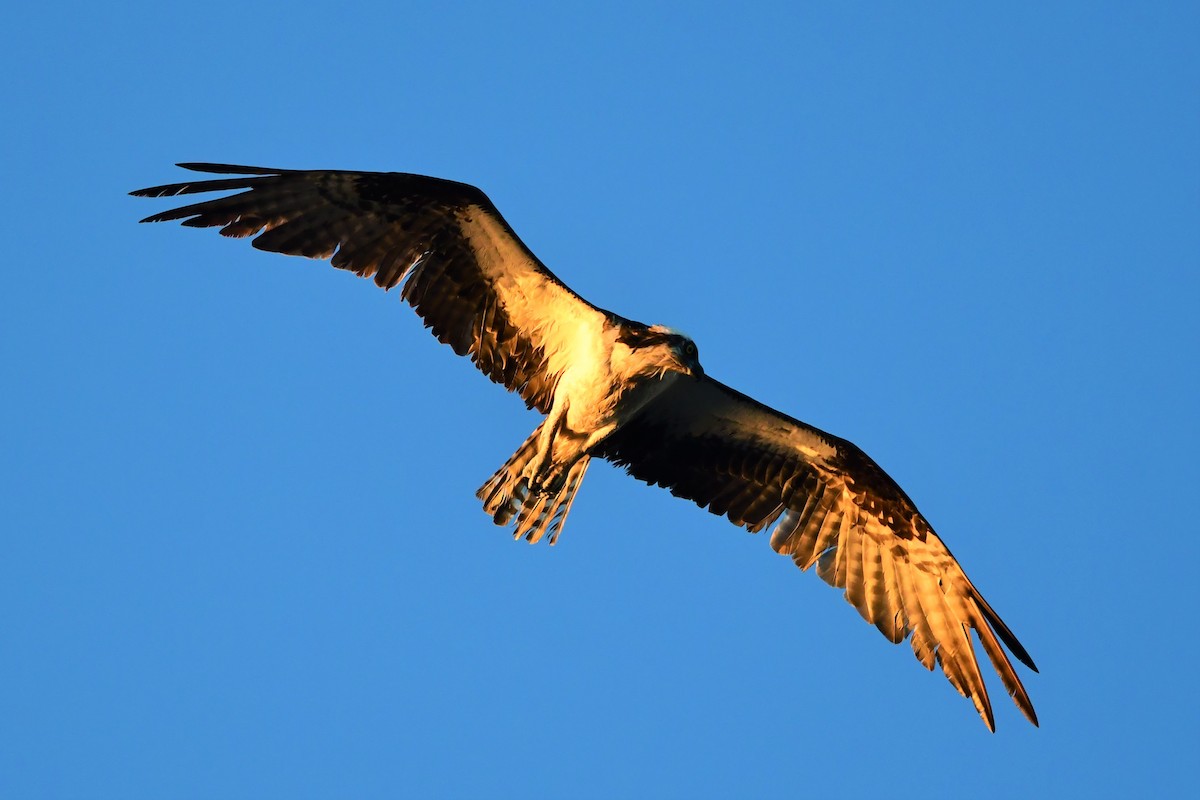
[[133, 163, 1038, 731]]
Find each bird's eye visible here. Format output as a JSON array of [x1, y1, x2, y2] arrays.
[[685, 342, 696, 355]]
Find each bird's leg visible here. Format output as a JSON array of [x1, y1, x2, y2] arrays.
[[530, 421, 618, 495], [522, 399, 568, 493]]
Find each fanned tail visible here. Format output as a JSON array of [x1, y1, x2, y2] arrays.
[[477, 433, 589, 545]]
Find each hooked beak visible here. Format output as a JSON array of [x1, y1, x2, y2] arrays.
[[692, 362, 704, 381]]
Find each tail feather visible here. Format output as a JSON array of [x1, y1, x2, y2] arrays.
[[477, 433, 590, 545], [478, 429, 540, 526]]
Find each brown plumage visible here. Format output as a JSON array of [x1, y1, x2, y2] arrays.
[[596, 378, 1037, 730], [133, 163, 1038, 730]]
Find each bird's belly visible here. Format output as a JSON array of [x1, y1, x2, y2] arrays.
[[563, 390, 620, 435], [562, 372, 678, 437]]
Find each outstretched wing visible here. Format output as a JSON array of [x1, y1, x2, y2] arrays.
[[132, 163, 608, 413], [595, 375, 1038, 731]]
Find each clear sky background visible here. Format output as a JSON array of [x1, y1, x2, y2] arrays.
[[3, 2, 1198, 798]]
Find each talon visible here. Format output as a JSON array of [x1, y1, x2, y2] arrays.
[[519, 460, 545, 493], [524, 465, 566, 496], [543, 469, 567, 494]]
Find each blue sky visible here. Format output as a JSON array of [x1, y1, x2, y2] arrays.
[[3, 2, 1198, 797]]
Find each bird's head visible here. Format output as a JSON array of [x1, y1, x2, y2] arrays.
[[619, 324, 704, 381]]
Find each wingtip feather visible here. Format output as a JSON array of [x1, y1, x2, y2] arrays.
[[175, 162, 289, 175], [966, 575, 1039, 673]]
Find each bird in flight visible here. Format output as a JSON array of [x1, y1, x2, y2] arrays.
[[133, 163, 1038, 730]]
